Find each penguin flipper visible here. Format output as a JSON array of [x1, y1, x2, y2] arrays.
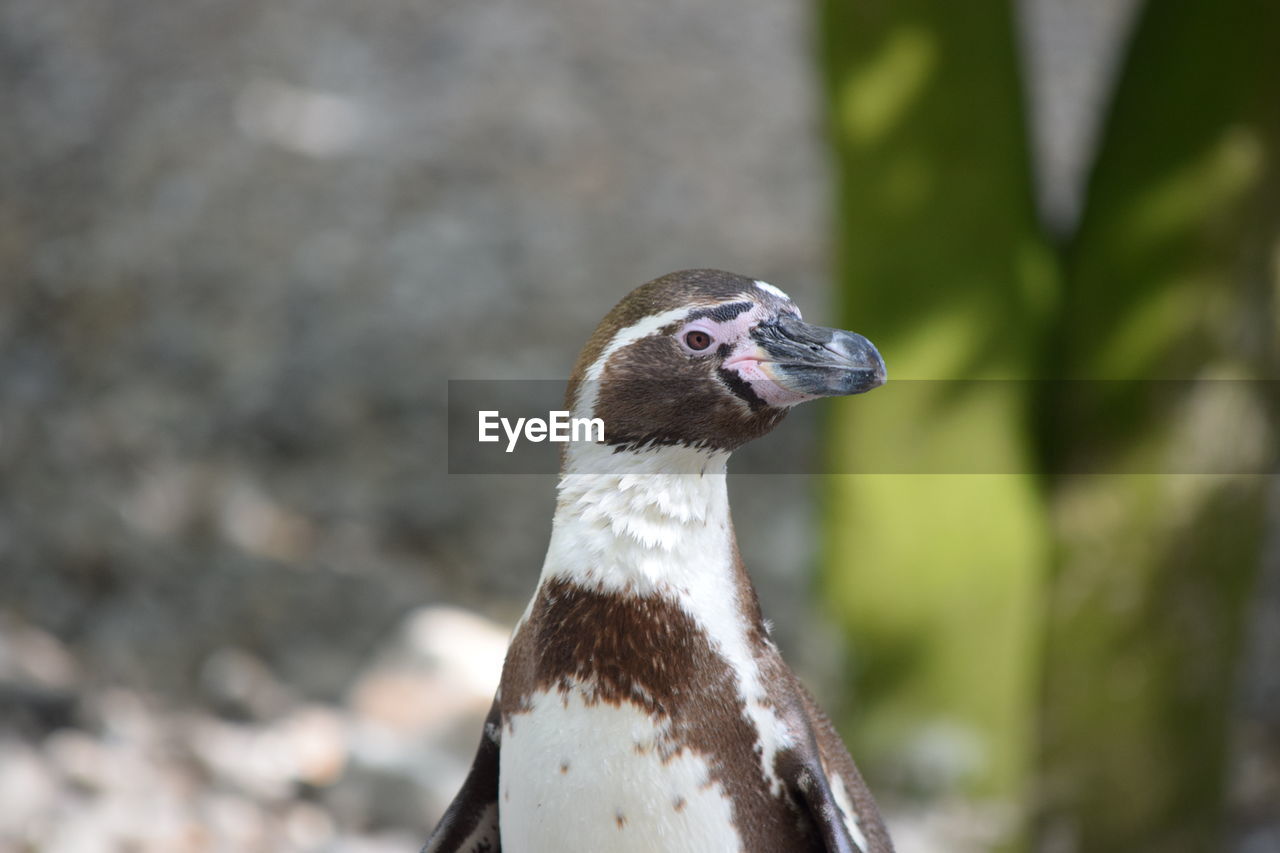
[[776, 745, 865, 853], [423, 700, 502, 853], [784, 678, 895, 853]]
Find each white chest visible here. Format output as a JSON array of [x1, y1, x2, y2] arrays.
[[498, 687, 744, 853], [498, 453, 797, 851]]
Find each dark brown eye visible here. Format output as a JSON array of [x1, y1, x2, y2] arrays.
[[684, 330, 712, 351]]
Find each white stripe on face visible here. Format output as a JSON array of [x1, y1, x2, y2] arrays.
[[571, 307, 693, 431], [585, 307, 692, 382]]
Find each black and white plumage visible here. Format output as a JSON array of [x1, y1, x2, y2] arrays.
[[426, 270, 892, 852]]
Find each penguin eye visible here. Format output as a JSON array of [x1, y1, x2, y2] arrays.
[[684, 330, 713, 351]]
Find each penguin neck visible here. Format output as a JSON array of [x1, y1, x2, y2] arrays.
[[539, 443, 747, 602], [530, 443, 776, 768]]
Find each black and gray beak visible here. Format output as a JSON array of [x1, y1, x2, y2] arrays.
[[750, 313, 886, 397]]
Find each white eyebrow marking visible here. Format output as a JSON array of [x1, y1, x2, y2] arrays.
[[754, 280, 791, 301]]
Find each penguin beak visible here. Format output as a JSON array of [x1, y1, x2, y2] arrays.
[[746, 314, 886, 398]]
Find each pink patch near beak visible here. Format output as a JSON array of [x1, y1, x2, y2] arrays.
[[723, 352, 814, 408]]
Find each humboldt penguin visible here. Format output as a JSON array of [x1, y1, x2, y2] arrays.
[[425, 269, 893, 852]]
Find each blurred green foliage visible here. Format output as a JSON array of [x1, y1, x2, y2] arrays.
[[820, 0, 1280, 849], [1036, 0, 1280, 849], [819, 0, 1049, 807]]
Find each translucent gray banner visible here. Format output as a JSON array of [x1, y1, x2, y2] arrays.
[[447, 380, 1278, 475]]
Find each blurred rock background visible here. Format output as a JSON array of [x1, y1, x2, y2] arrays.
[[2, 0, 1278, 851], [2, 0, 833, 849]]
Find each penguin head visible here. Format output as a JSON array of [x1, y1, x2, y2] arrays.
[[566, 269, 885, 456]]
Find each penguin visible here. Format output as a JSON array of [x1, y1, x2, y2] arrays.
[[425, 269, 894, 852]]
